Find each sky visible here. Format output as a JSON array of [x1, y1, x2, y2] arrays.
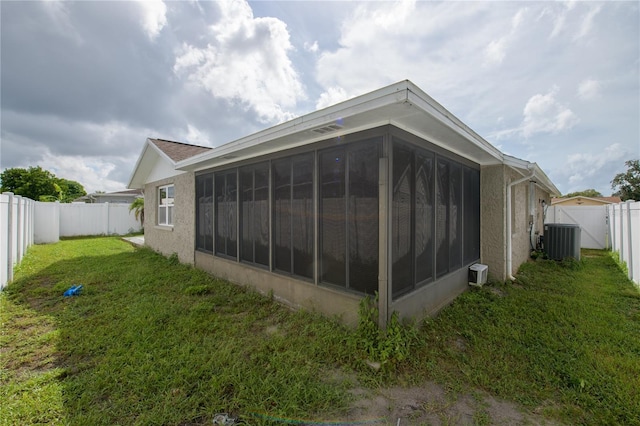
[[1, 0, 638, 196]]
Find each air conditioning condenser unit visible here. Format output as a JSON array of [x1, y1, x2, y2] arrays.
[[469, 264, 488, 287]]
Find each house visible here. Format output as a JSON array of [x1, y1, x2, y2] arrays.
[[75, 189, 144, 204], [128, 80, 560, 326], [551, 196, 621, 206]]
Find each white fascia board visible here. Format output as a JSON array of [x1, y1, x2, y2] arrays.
[[405, 85, 504, 163], [127, 141, 152, 189], [504, 155, 560, 196]]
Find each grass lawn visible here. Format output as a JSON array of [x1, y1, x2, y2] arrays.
[[1, 237, 639, 425]]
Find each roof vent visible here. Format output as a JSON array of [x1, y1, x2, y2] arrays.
[[311, 123, 344, 135]]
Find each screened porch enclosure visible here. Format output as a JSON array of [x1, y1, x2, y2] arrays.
[[195, 126, 480, 315]]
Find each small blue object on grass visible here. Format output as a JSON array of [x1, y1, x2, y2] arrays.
[[63, 285, 83, 297]]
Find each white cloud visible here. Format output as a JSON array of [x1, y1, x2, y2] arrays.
[[483, 7, 527, 66], [574, 5, 601, 41], [565, 143, 627, 187], [304, 40, 319, 53], [522, 87, 579, 137], [42, 0, 83, 44], [578, 78, 601, 100], [136, 0, 167, 40], [184, 123, 212, 147], [315, 86, 348, 110], [173, 0, 305, 123], [38, 153, 125, 194]]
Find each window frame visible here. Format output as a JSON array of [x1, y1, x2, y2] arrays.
[[157, 184, 174, 227]]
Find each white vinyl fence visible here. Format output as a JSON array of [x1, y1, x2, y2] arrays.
[[1, 193, 35, 290], [607, 201, 639, 286], [545, 205, 609, 249], [546, 202, 639, 286], [1, 193, 142, 289]]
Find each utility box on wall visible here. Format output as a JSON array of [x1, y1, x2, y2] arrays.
[[544, 223, 581, 261], [469, 263, 488, 287]]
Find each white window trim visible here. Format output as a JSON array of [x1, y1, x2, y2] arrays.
[[158, 184, 174, 226]]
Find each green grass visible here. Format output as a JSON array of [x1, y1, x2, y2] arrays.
[[2, 239, 639, 425]]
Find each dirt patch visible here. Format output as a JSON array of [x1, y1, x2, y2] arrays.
[[343, 382, 561, 425]]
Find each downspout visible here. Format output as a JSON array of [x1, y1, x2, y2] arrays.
[[506, 168, 536, 281]]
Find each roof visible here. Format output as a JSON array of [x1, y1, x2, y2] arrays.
[[74, 189, 143, 203], [149, 139, 212, 162], [177, 80, 505, 172], [127, 139, 212, 189], [128, 80, 560, 196], [552, 196, 622, 205]]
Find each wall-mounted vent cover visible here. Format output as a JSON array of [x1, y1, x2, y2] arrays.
[[544, 223, 581, 261], [312, 124, 343, 135]]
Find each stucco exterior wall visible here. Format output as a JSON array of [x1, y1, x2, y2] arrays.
[[144, 172, 196, 264], [480, 165, 553, 281], [480, 165, 506, 281]]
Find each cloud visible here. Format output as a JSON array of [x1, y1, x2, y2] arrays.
[[304, 40, 319, 53], [522, 87, 579, 137], [173, 0, 305, 123], [315, 86, 348, 110], [563, 143, 628, 192], [577, 78, 601, 100], [574, 5, 601, 41], [136, 0, 167, 40], [483, 8, 527, 66], [37, 154, 126, 194]]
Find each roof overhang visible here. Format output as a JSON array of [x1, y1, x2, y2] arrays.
[[127, 138, 178, 189], [504, 154, 561, 197], [177, 80, 505, 173]]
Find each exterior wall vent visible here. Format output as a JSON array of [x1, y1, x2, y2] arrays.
[[311, 124, 343, 135], [544, 223, 581, 261]]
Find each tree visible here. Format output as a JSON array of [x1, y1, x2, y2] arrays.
[[611, 159, 640, 201], [563, 189, 603, 198], [0, 166, 86, 202], [129, 197, 145, 228]]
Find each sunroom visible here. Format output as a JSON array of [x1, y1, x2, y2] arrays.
[[129, 80, 559, 326]]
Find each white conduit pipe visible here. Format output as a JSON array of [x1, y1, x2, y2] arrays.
[[506, 170, 536, 281]]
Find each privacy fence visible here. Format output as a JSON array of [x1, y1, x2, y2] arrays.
[[546, 201, 639, 286], [607, 201, 639, 286], [1, 192, 142, 289]]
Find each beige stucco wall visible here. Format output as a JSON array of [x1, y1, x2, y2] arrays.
[[481, 165, 507, 281], [480, 165, 552, 281], [143, 172, 196, 265]]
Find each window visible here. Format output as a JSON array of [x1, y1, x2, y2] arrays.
[[215, 170, 237, 258], [240, 163, 269, 266], [392, 136, 479, 299], [391, 142, 434, 299], [273, 154, 314, 278], [158, 184, 174, 226], [196, 173, 214, 252], [320, 139, 380, 294]]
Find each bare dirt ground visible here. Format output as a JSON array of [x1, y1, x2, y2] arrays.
[[344, 382, 561, 426]]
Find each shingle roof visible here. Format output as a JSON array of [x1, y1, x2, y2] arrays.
[[552, 196, 622, 204], [149, 138, 212, 163]]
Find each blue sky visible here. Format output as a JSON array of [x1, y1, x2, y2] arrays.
[[1, 0, 638, 195]]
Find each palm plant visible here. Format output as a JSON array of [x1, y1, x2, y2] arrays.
[[129, 197, 145, 228]]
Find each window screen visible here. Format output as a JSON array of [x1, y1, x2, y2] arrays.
[[215, 171, 237, 258], [436, 159, 450, 278], [449, 162, 462, 270], [392, 144, 413, 297], [320, 139, 380, 294], [240, 163, 269, 267], [348, 146, 379, 294], [415, 152, 434, 284], [320, 149, 346, 286], [196, 173, 214, 252], [273, 154, 314, 278]]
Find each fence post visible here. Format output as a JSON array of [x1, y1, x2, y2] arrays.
[[5, 192, 14, 284], [626, 201, 634, 282]]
